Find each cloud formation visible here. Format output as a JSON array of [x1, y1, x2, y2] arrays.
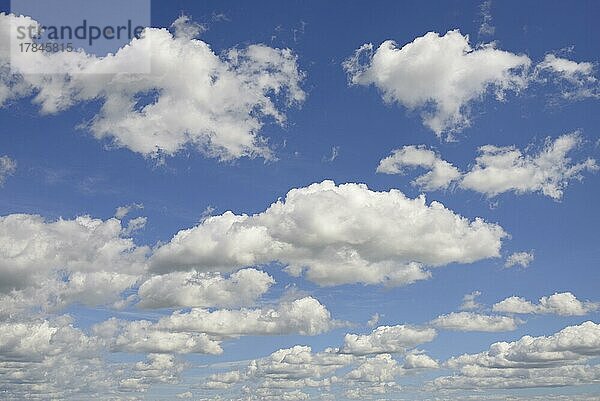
[[432, 321, 600, 389], [431, 312, 521, 332], [493, 292, 599, 316], [150, 180, 507, 286], [0, 13, 305, 160], [344, 30, 530, 136], [378, 133, 597, 199]]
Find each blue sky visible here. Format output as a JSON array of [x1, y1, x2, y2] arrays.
[[0, 0, 599, 400]]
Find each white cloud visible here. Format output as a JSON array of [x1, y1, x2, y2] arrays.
[[461, 291, 482, 310], [404, 352, 439, 369], [0, 13, 305, 161], [114, 203, 144, 219], [340, 325, 437, 356], [376, 145, 461, 190], [0, 213, 148, 293], [344, 30, 530, 136], [493, 292, 599, 316], [505, 251, 535, 268], [461, 133, 597, 199], [431, 311, 520, 332], [92, 318, 223, 355], [0, 155, 16, 186], [346, 354, 401, 383], [156, 296, 338, 336], [432, 321, 600, 389], [93, 296, 337, 356], [150, 180, 507, 286], [378, 133, 597, 199], [137, 268, 274, 309], [536, 54, 599, 100]]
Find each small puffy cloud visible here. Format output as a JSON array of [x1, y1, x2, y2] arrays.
[[346, 354, 401, 383], [461, 291, 482, 310], [340, 325, 437, 356], [114, 203, 144, 219], [137, 268, 274, 309], [344, 30, 530, 136], [493, 292, 599, 316], [376, 145, 461, 190], [432, 321, 600, 389], [536, 54, 599, 100], [0, 155, 16, 186], [156, 296, 338, 336], [431, 312, 520, 332], [403, 352, 439, 369], [505, 251, 535, 268], [460, 133, 597, 199], [0, 13, 305, 161], [378, 133, 597, 200], [150, 180, 507, 287]]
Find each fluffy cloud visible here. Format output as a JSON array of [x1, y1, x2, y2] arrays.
[[150, 180, 507, 286], [505, 251, 534, 268], [376, 145, 461, 190], [0, 13, 304, 160], [460, 133, 597, 199], [0, 213, 148, 293], [93, 296, 337, 355], [340, 325, 437, 356], [493, 292, 599, 316], [344, 30, 530, 135], [92, 317, 223, 355], [346, 354, 401, 383], [460, 291, 482, 310], [156, 296, 337, 336], [0, 155, 16, 185], [432, 321, 600, 389], [404, 352, 439, 369], [137, 268, 274, 309], [378, 133, 597, 199], [431, 312, 520, 332], [536, 54, 599, 100]]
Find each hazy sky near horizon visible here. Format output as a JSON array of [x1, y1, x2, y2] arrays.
[[0, 0, 599, 400]]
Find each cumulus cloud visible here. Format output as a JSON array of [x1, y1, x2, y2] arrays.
[[461, 133, 597, 199], [156, 296, 338, 336], [199, 326, 440, 398], [0, 155, 16, 186], [536, 54, 599, 100], [431, 312, 520, 332], [505, 251, 534, 268], [340, 325, 437, 356], [378, 133, 597, 199], [150, 180, 507, 286], [493, 292, 599, 316], [93, 317, 223, 355], [432, 321, 600, 389], [404, 352, 439, 369], [376, 145, 461, 190], [346, 354, 401, 383], [344, 29, 530, 136], [0, 213, 148, 293], [93, 296, 337, 356], [136, 268, 275, 309], [0, 13, 305, 161], [461, 291, 482, 310]]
